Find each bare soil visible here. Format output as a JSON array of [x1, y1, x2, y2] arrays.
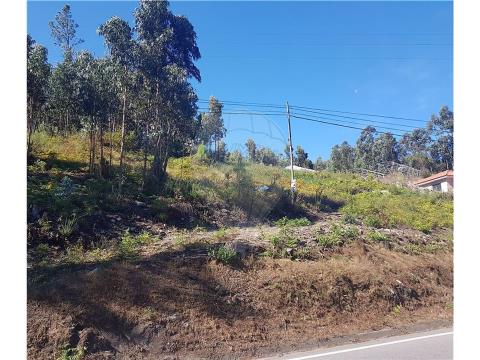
[[28, 222, 453, 360]]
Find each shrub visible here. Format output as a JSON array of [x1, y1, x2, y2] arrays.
[[35, 243, 50, 259], [368, 231, 388, 242], [118, 231, 139, 259], [194, 144, 209, 164], [342, 213, 357, 225], [57, 344, 85, 360], [58, 215, 78, 239], [55, 176, 77, 199], [316, 223, 359, 248], [265, 226, 301, 258], [64, 242, 84, 264], [208, 245, 236, 264]]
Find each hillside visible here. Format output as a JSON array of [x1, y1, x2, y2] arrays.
[[27, 133, 453, 360]]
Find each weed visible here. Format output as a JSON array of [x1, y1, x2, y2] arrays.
[[136, 231, 155, 245], [208, 245, 236, 264], [64, 242, 84, 264], [368, 231, 388, 242], [342, 213, 357, 225], [143, 306, 157, 321], [57, 344, 85, 360], [118, 231, 139, 259], [58, 215, 78, 239], [37, 213, 51, 233], [274, 216, 311, 227], [35, 243, 50, 259], [174, 230, 188, 247], [392, 304, 402, 316], [213, 227, 228, 240], [316, 223, 358, 248]]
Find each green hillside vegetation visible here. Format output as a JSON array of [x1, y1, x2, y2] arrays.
[[28, 132, 452, 253]]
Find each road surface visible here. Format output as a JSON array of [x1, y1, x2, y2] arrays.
[[263, 327, 453, 360]]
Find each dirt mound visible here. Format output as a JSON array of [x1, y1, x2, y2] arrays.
[[28, 240, 452, 359]]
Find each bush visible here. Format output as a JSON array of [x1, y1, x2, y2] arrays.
[[118, 231, 139, 259], [194, 144, 209, 164], [58, 215, 78, 239], [368, 231, 388, 242], [208, 245, 236, 264], [316, 223, 358, 248]]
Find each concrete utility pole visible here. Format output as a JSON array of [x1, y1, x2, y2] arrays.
[[286, 101, 296, 204]]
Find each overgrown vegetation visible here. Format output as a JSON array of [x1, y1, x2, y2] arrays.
[[208, 244, 236, 264], [316, 223, 359, 248]]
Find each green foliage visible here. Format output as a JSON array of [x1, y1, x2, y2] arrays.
[[367, 231, 388, 242], [194, 144, 209, 164], [118, 231, 139, 259], [342, 190, 453, 232], [35, 243, 50, 260], [213, 227, 228, 241], [58, 215, 78, 239], [316, 223, 358, 248], [392, 304, 402, 316], [342, 213, 357, 225], [266, 227, 300, 258], [64, 242, 84, 264], [118, 230, 154, 259], [57, 344, 85, 360], [274, 216, 311, 227], [208, 245, 236, 264]]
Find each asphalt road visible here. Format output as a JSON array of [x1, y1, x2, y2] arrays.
[[263, 327, 453, 360]]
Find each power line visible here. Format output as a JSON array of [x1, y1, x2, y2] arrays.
[[289, 104, 428, 123], [289, 108, 420, 129], [198, 98, 428, 124], [198, 107, 417, 132], [199, 109, 409, 136], [290, 114, 406, 137]]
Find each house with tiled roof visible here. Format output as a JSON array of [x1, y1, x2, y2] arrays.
[[413, 170, 453, 193]]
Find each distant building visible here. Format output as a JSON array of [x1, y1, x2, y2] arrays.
[[413, 170, 453, 193], [284, 165, 316, 173]]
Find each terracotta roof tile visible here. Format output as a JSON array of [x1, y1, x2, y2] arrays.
[[413, 170, 453, 186]]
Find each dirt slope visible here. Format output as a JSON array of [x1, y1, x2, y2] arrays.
[[28, 224, 453, 360]]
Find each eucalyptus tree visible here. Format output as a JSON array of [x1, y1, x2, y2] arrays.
[[355, 126, 377, 169], [27, 40, 51, 155], [98, 16, 134, 176], [295, 145, 309, 168], [428, 106, 454, 170], [48, 4, 83, 135], [398, 128, 433, 172], [330, 141, 355, 172], [199, 96, 225, 159], [134, 0, 201, 183], [48, 50, 79, 134], [373, 132, 399, 165], [245, 138, 257, 162], [49, 4, 83, 54]]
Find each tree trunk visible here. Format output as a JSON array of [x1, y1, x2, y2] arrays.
[[27, 96, 34, 157], [99, 121, 104, 179], [92, 117, 97, 175], [65, 109, 69, 136], [118, 85, 128, 193], [109, 116, 113, 169], [119, 86, 127, 172], [142, 124, 148, 191], [89, 116, 94, 173]]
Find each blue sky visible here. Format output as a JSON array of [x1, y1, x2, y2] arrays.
[[27, 1, 453, 160]]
